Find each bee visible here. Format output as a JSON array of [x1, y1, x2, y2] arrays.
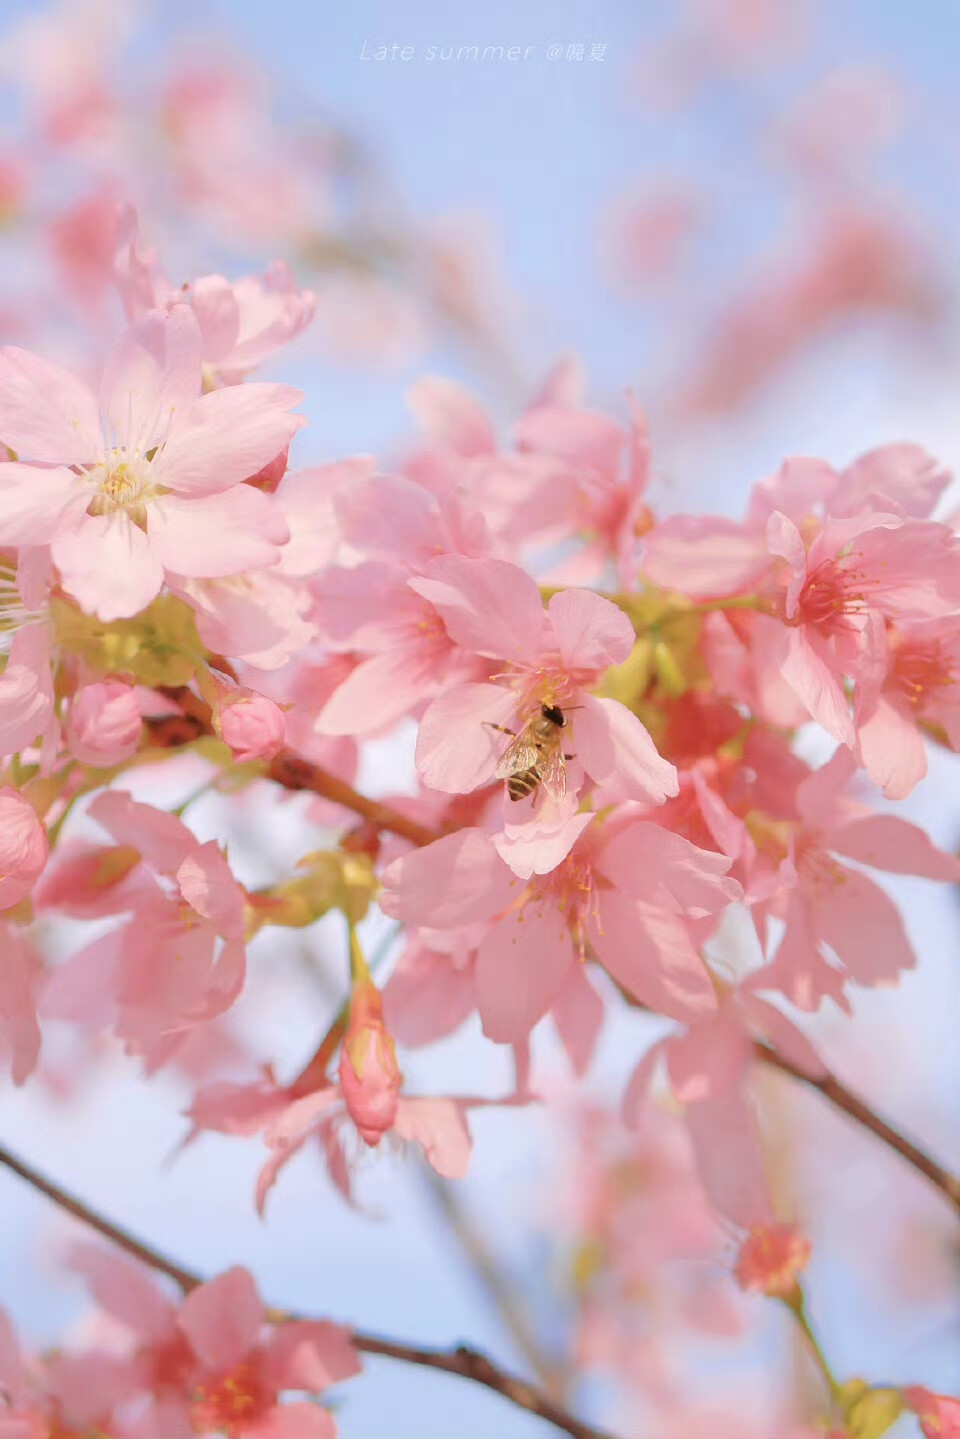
[[489, 703, 568, 803]]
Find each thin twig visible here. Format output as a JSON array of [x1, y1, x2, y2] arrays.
[[756, 1043, 960, 1213], [0, 1143, 618, 1439]]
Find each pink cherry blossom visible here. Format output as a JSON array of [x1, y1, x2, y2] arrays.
[[0, 306, 302, 619], [40, 791, 247, 1064], [413, 557, 678, 808], [187, 1072, 488, 1213], [381, 818, 739, 1043]]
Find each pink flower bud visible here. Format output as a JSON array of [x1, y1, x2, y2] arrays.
[[66, 681, 142, 767], [733, 1222, 811, 1299], [215, 688, 286, 763], [0, 787, 49, 910], [338, 982, 402, 1146], [904, 1388, 960, 1439]]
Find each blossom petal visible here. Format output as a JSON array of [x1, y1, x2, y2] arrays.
[[779, 627, 855, 747], [415, 682, 518, 793], [597, 821, 740, 915], [52, 512, 164, 620], [0, 463, 85, 545], [150, 487, 288, 578], [99, 305, 201, 453], [575, 694, 679, 802], [381, 829, 519, 928], [178, 1267, 263, 1373], [476, 904, 574, 1042], [154, 383, 306, 496], [829, 815, 960, 882], [393, 1097, 474, 1178], [591, 894, 717, 1021], [0, 349, 101, 463], [406, 375, 495, 455], [547, 588, 635, 671], [410, 555, 544, 665]]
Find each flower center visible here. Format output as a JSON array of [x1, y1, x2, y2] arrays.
[[191, 1363, 267, 1436], [85, 450, 156, 528], [0, 560, 31, 652], [891, 636, 956, 707], [797, 558, 865, 635]]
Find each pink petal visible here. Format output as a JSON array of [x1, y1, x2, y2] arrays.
[[514, 405, 623, 475], [684, 1092, 774, 1226], [835, 444, 951, 520], [335, 472, 448, 565], [177, 843, 246, 937], [546, 588, 635, 671], [550, 964, 604, 1076], [734, 994, 826, 1079], [0, 348, 101, 463], [393, 1096, 474, 1178], [779, 627, 855, 747], [828, 814, 960, 881], [154, 383, 305, 496], [575, 694, 679, 803], [811, 864, 916, 986], [178, 1266, 263, 1373], [380, 829, 519, 928], [641, 515, 771, 597], [88, 791, 196, 873], [622, 1038, 668, 1128], [64, 1244, 176, 1343], [0, 462, 84, 545], [597, 821, 739, 916], [476, 904, 574, 1042], [316, 648, 435, 737], [150, 487, 288, 578], [99, 306, 201, 453], [492, 806, 594, 881], [39, 929, 121, 1026], [383, 937, 477, 1046], [409, 555, 544, 665], [264, 1321, 360, 1391], [278, 458, 375, 576], [858, 694, 928, 800], [665, 1012, 749, 1103], [415, 682, 518, 793], [748, 456, 838, 525], [52, 512, 164, 621], [591, 894, 718, 1020], [245, 1404, 336, 1439], [406, 375, 495, 455], [765, 510, 807, 619]]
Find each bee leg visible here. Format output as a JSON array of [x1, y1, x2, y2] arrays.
[[563, 752, 576, 760], [484, 722, 516, 737]]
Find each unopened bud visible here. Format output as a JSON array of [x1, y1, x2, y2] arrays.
[[214, 687, 285, 763], [339, 981, 402, 1146], [66, 680, 142, 767]]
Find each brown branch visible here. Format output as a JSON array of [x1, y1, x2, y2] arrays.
[[145, 690, 440, 851], [0, 1142, 618, 1439], [755, 1043, 960, 1213]]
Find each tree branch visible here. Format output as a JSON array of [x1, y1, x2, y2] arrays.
[[0, 1142, 618, 1439], [755, 1043, 960, 1213], [145, 692, 440, 850]]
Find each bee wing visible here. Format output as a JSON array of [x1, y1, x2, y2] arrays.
[[540, 747, 567, 801], [494, 734, 540, 779]]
